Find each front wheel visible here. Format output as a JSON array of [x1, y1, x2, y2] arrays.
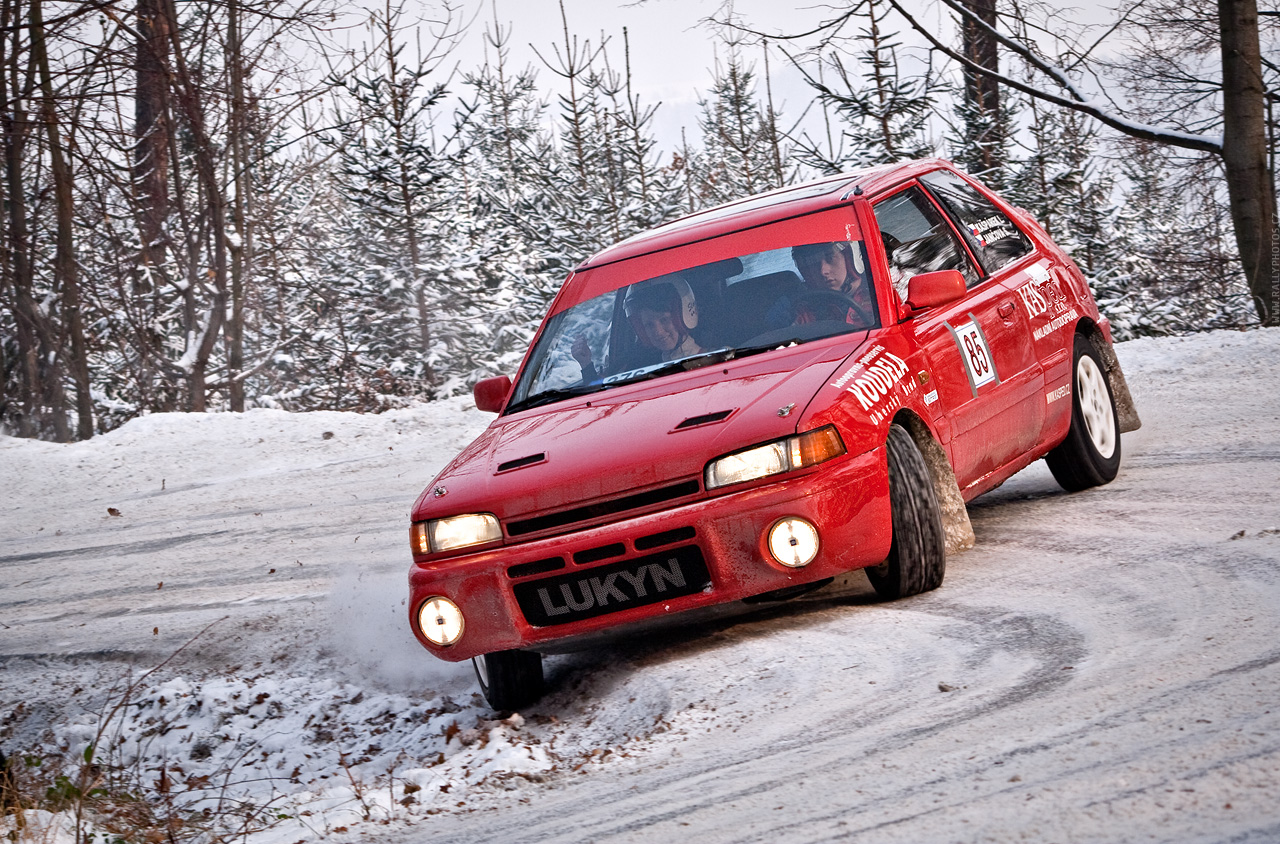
[[1046, 334, 1121, 492], [866, 424, 946, 600], [473, 650, 544, 711]]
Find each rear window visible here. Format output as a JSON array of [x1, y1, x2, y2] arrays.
[[920, 170, 1033, 274]]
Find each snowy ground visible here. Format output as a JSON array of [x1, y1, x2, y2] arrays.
[[3, 328, 1279, 843]]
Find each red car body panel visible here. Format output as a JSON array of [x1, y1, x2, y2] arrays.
[[407, 159, 1127, 663]]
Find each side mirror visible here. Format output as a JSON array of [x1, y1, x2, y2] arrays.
[[473, 375, 512, 414], [905, 270, 966, 315]]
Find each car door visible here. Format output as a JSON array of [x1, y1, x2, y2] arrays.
[[872, 182, 1044, 489], [918, 170, 1051, 459]]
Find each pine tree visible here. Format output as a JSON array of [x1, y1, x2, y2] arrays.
[[1098, 140, 1255, 337], [455, 10, 557, 378], [693, 33, 788, 207], [790, 0, 938, 173], [321, 0, 469, 397], [1009, 101, 1113, 271]]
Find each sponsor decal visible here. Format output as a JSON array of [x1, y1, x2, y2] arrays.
[[948, 317, 998, 396], [867, 388, 912, 426], [966, 214, 1017, 247], [1026, 259, 1052, 283], [1033, 308, 1080, 341], [1017, 260, 1078, 339], [830, 344, 913, 412], [537, 560, 686, 617], [1046, 384, 1071, 404], [830, 344, 916, 425], [513, 546, 712, 627], [924, 389, 939, 406], [830, 343, 885, 389], [1016, 261, 1053, 318]]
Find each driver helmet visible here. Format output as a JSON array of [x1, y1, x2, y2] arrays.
[[623, 274, 699, 331], [791, 242, 855, 294]]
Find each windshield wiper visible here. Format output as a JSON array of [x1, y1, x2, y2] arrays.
[[504, 384, 602, 415], [725, 337, 801, 359], [513, 341, 806, 408], [612, 339, 802, 386]]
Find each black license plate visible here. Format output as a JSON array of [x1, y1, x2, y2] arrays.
[[514, 545, 711, 627]]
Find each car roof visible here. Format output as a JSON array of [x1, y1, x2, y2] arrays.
[[576, 158, 958, 270]]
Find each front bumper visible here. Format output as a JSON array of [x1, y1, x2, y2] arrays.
[[408, 446, 891, 661]]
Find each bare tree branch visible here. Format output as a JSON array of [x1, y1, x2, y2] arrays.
[[881, 0, 1224, 153]]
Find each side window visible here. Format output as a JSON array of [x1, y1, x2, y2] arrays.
[[920, 170, 1032, 274], [872, 187, 979, 297]]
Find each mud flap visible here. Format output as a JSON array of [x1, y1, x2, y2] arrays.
[[898, 416, 975, 557], [1094, 338, 1142, 434]]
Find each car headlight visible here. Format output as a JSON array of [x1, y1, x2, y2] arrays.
[[705, 426, 846, 490], [412, 513, 501, 554]]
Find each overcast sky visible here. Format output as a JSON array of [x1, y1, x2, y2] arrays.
[[441, 0, 872, 152], [402, 0, 1116, 155]]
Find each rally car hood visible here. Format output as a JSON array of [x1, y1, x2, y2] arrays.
[[413, 335, 869, 525]]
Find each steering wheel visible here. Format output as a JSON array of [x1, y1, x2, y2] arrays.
[[793, 289, 873, 328]]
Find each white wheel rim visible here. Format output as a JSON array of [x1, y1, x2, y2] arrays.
[[1076, 355, 1116, 459]]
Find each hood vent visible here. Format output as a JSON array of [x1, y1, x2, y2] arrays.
[[674, 409, 734, 430], [497, 452, 547, 473]]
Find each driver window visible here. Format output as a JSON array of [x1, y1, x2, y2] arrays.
[[872, 187, 979, 296]]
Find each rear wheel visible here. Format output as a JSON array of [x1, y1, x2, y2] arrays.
[[866, 424, 946, 600], [473, 650, 544, 711], [1046, 334, 1121, 492]]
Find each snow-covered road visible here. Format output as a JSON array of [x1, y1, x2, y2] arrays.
[[3, 329, 1279, 843]]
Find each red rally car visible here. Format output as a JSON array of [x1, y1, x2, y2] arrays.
[[407, 159, 1141, 710]]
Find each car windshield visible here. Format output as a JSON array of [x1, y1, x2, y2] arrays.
[[507, 240, 879, 413]]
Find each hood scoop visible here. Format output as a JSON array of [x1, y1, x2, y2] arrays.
[[496, 452, 547, 473], [673, 409, 735, 431]]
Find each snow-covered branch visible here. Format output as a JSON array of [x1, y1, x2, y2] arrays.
[[882, 0, 1224, 154]]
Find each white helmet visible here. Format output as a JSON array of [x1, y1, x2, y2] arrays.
[[623, 274, 699, 330]]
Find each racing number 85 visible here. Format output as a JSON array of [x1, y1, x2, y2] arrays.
[[963, 333, 990, 378], [954, 320, 997, 390]]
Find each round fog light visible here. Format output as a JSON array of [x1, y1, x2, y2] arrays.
[[768, 517, 820, 568], [418, 596, 465, 646]]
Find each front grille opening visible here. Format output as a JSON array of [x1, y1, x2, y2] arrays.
[[497, 452, 546, 473], [507, 479, 701, 537], [674, 410, 733, 429], [573, 543, 626, 565], [634, 526, 697, 551], [507, 557, 565, 579]]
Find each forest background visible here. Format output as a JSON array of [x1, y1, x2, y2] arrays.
[[1, 0, 1276, 442]]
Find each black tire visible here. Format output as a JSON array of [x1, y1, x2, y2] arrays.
[[866, 424, 946, 600], [473, 650, 544, 711], [1046, 334, 1121, 492]]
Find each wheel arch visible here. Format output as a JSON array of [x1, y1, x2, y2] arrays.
[[1073, 317, 1142, 434], [891, 409, 975, 556]]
